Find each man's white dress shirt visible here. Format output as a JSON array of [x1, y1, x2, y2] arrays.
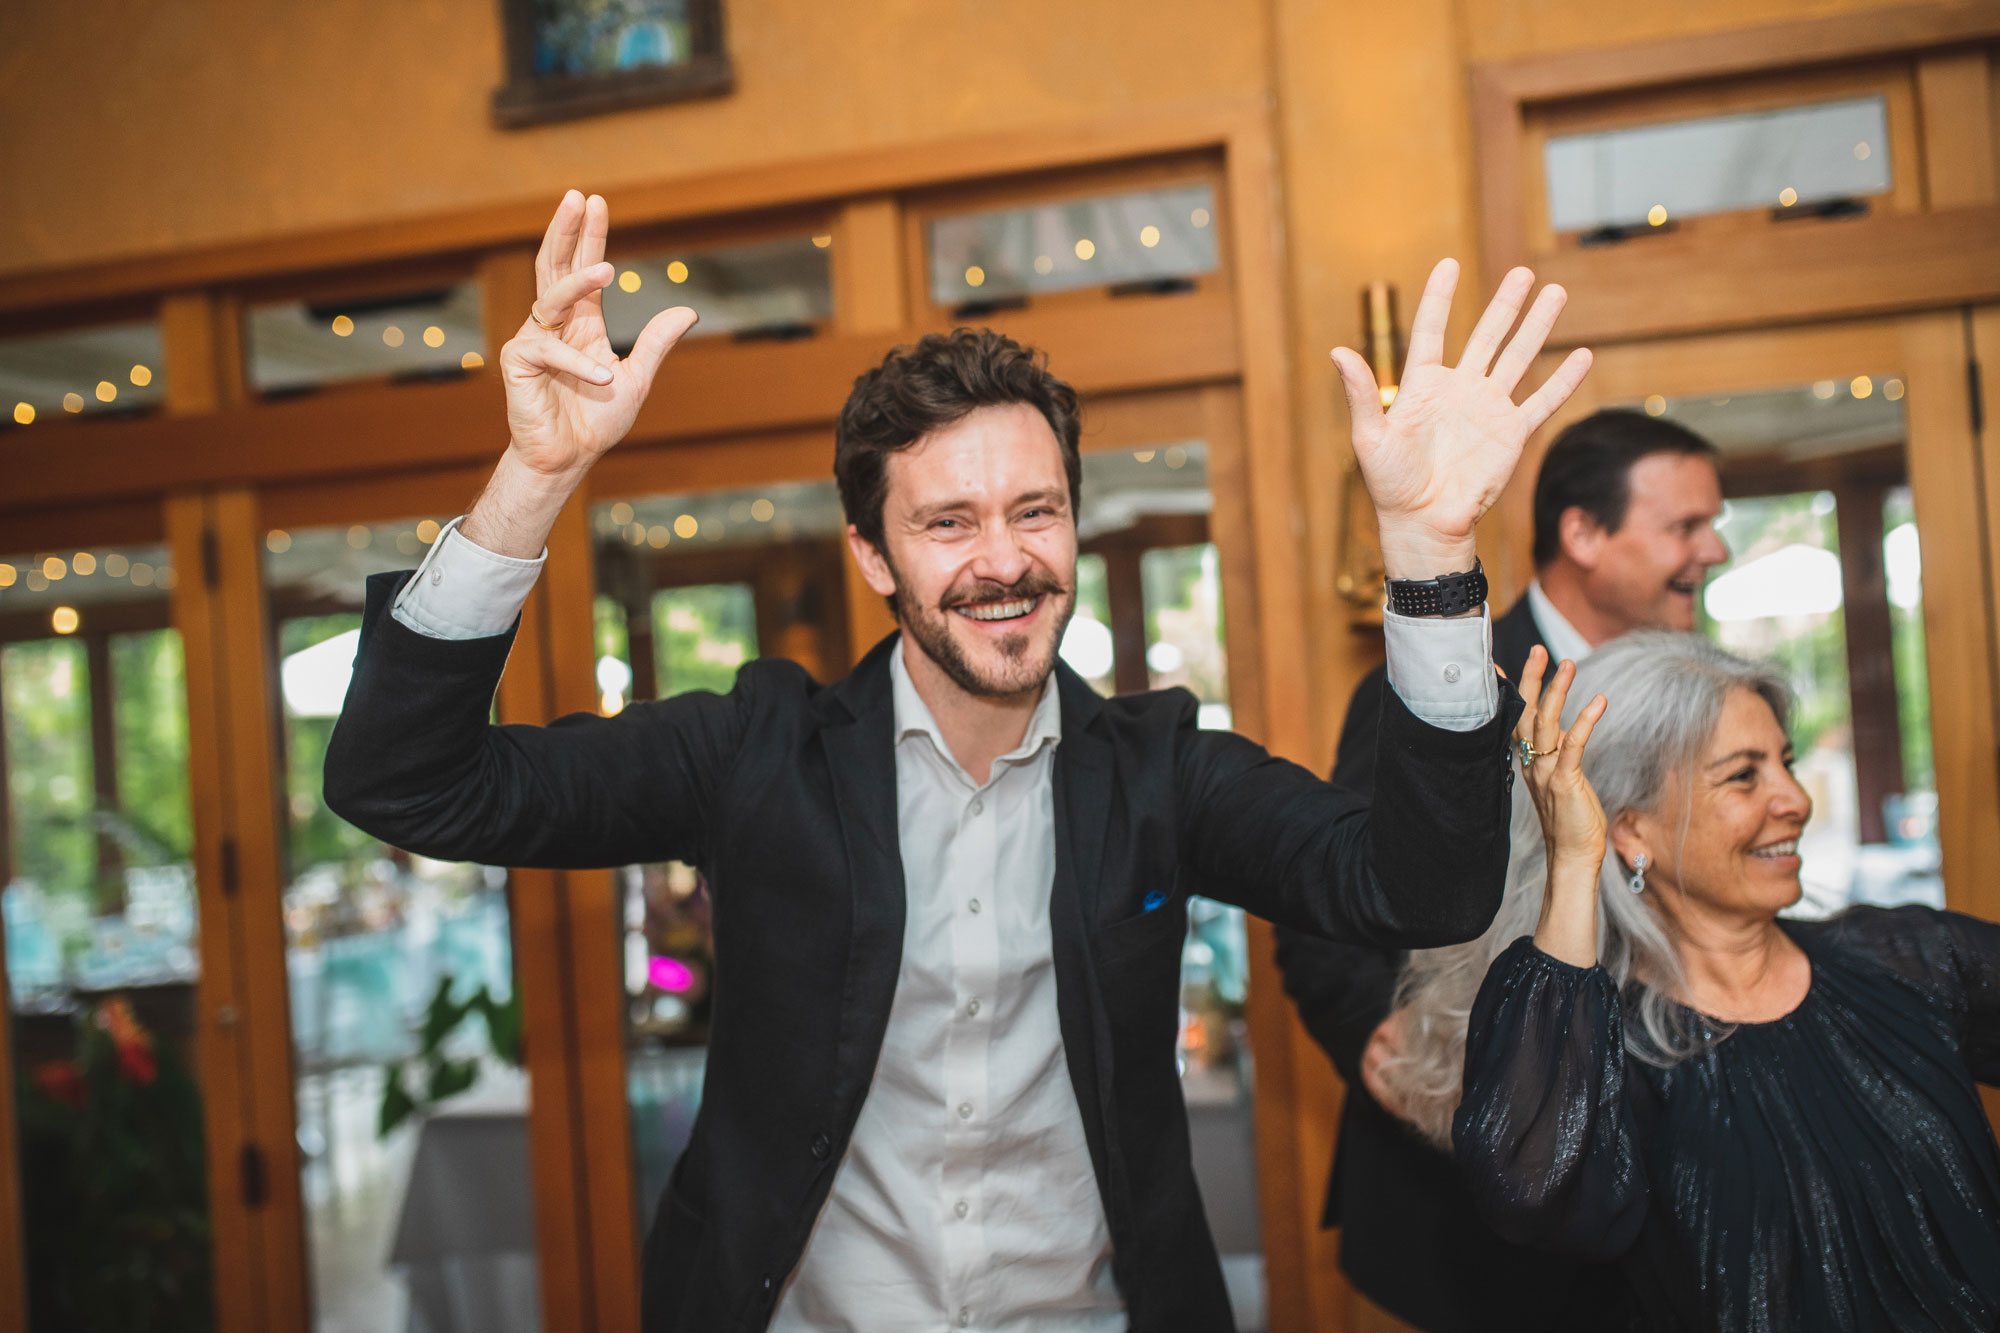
[[390, 521, 1499, 1329], [1524, 579, 1597, 665]]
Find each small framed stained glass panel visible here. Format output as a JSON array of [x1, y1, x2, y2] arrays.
[[492, 0, 733, 129]]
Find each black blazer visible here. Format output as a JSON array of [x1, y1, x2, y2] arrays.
[[1274, 599, 1624, 1331], [325, 571, 1520, 1333]]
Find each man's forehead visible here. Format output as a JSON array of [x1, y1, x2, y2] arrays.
[[886, 404, 1068, 499], [1628, 452, 1721, 513]]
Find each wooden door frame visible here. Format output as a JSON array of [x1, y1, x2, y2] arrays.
[[0, 495, 264, 1333], [1510, 314, 1999, 923], [1469, 2, 2000, 347], [226, 470, 600, 1333]]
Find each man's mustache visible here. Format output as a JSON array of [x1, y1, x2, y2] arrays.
[[937, 570, 1068, 611]]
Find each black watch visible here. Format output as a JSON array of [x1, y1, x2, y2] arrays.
[[1386, 558, 1487, 618]]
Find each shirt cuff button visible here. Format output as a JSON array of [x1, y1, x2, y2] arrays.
[[1442, 662, 1461, 683]]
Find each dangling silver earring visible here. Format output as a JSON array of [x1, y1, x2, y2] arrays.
[[1628, 853, 1648, 895]]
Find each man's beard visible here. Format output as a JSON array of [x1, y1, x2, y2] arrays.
[[891, 561, 1074, 700]]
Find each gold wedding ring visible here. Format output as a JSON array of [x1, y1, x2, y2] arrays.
[[529, 302, 565, 332]]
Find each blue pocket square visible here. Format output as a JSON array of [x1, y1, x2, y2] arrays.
[[1141, 890, 1168, 913]]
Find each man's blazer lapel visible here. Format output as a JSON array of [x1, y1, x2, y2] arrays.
[[816, 636, 909, 1117], [1049, 666, 1120, 1204]]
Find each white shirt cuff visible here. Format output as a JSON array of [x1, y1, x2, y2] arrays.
[[389, 517, 546, 641], [1381, 606, 1499, 732]]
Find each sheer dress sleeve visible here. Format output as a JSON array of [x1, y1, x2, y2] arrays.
[[1452, 936, 1651, 1261], [1936, 910, 2000, 1084]]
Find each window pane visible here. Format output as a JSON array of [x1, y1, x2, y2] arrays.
[[1638, 375, 1941, 916], [1063, 553, 1116, 696], [244, 282, 485, 394], [0, 321, 167, 423], [604, 236, 833, 346], [265, 514, 542, 1333], [588, 478, 848, 1240], [928, 183, 1218, 307], [1544, 96, 1890, 233], [1882, 485, 1937, 836], [1, 540, 211, 1328]]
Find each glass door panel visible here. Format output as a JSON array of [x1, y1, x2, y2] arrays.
[[0, 538, 215, 1329], [1622, 378, 1942, 916], [586, 477, 849, 1235], [263, 516, 542, 1333], [1071, 441, 1260, 1328]]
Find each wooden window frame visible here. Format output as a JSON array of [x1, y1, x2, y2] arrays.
[[1470, 2, 2000, 346]]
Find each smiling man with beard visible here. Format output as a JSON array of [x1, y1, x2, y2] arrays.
[[324, 190, 1593, 1333]]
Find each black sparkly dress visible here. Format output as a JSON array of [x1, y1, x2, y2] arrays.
[[1453, 905, 2000, 1332]]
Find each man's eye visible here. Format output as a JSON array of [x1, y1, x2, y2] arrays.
[[932, 518, 958, 530]]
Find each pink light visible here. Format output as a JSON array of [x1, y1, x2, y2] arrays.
[[648, 955, 695, 993]]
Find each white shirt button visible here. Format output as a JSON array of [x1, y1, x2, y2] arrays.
[[968, 898, 981, 914], [430, 566, 444, 585], [954, 1199, 969, 1218], [970, 797, 984, 815], [958, 1307, 971, 1327], [1443, 662, 1461, 683], [957, 1101, 974, 1120], [965, 997, 981, 1017]]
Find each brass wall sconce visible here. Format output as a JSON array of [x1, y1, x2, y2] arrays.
[[1334, 282, 1401, 609]]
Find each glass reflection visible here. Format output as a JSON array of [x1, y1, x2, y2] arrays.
[[1545, 96, 1891, 234], [0, 321, 168, 423], [928, 183, 1218, 307], [245, 283, 485, 395], [1636, 380, 1940, 914], [602, 236, 833, 346], [266, 516, 540, 1333], [0, 540, 210, 1328]]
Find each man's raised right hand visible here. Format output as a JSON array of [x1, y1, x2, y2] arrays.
[[499, 189, 698, 480]]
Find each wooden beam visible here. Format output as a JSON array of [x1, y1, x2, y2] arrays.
[[1476, 2, 2000, 105], [1900, 312, 2000, 923], [0, 98, 1267, 314], [162, 492, 262, 1333], [1918, 50, 1999, 208], [0, 293, 1241, 516], [0, 655, 22, 1333], [202, 489, 311, 1333], [494, 580, 598, 1333], [1833, 480, 1904, 844], [540, 495, 646, 1333], [1533, 205, 2000, 347]]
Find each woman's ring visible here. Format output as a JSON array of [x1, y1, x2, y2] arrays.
[[1517, 737, 1552, 764]]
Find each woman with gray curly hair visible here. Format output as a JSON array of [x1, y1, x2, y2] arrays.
[[1419, 633, 2000, 1331]]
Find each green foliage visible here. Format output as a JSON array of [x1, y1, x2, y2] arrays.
[[2, 639, 94, 904], [376, 976, 524, 1137], [652, 584, 757, 697], [15, 1003, 214, 1332], [110, 631, 193, 863]]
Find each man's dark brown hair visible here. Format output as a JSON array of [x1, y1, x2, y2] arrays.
[[834, 328, 1082, 551]]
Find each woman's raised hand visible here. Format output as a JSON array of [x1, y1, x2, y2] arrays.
[[499, 190, 699, 479], [1514, 647, 1611, 967]]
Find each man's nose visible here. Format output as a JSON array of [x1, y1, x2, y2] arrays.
[[967, 523, 1032, 584], [1697, 524, 1730, 567]]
